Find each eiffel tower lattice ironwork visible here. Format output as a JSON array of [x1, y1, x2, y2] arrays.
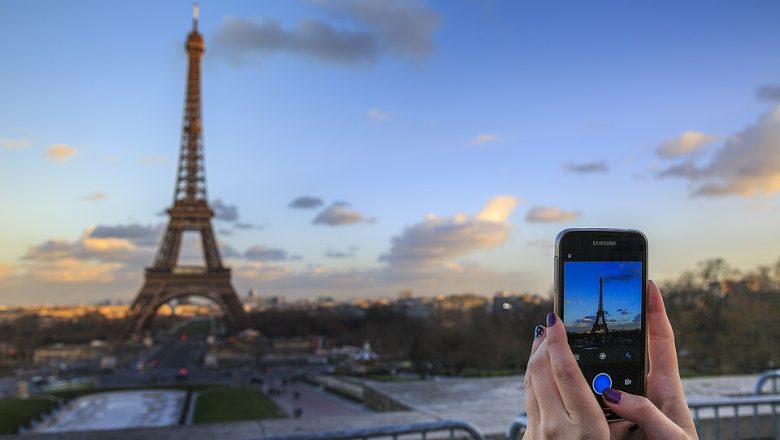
[[591, 275, 609, 334], [125, 4, 247, 335]]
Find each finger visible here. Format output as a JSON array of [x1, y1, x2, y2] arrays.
[[602, 388, 688, 440], [523, 325, 545, 428], [544, 312, 603, 421], [529, 324, 545, 358], [646, 280, 680, 377], [526, 332, 567, 421], [523, 373, 540, 433]]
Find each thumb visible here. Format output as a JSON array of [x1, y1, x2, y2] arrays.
[[602, 388, 688, 440]]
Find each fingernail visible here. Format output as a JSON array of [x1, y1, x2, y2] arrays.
[[602, 387, 622, 404], [534, 325, 544, 338], [546, 312, 556, 327]]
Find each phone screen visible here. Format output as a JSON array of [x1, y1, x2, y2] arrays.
[[558, 234, 647, 420]]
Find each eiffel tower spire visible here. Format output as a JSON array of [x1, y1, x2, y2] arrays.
[[125, 3, 247, 335], [591, 275, 609, 334], [174, 2, 207, 206]]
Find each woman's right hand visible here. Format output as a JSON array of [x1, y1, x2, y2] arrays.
[[605, 281, 698, 440]]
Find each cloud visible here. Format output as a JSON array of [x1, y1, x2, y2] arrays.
[[214, 17, 378, 65], [471, 133, 501, 146], [324, 248, 354, 258], [244, 245, 292, 262], [18, 224, 163, 284], [604, 264, 642, 282], [331, 0, 439, 61], [757, 85, 780, 103], [367, 108, 390, 122], [1, 137, 31, 150], [29, 258, 123, 283], [289, 196, 324, 209], [219, 243, 242, 259], [235, 261, 294, 282], [139, 155, 172, 166], [89, 224, 163, 247], [46, 144, 77, 162], [213, 0, 439, 66], [658, 106, 780, 197], [525, 206, 581, 223], [233, 222, 260, 230], [0, 262, 13, 280], [573, 315, 595, 327], [379, 195, 519, 267], [656, 130, 719, 158], [313, 203, 374, 226], [83, 192, 108, 202], [22, 226, 160, 268], [211, 199, 239, 222], [565, 160, 609, 174]]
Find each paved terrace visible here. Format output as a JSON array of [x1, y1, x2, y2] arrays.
[[1, 374, 761, 440]]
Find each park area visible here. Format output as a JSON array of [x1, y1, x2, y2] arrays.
[[193, 387, 286, 423]]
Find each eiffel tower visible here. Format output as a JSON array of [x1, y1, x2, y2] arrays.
[[125, 4, 247, 335], [591, 275, 609, 334]]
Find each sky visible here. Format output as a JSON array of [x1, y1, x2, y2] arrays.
[[1, 0, 780, 305], [563, 262, 642, 333]]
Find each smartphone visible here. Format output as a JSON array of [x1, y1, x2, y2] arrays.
[[554, 228, 648, 421]]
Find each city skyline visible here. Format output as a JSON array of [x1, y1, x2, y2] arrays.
[[2, 1, 780, 305]]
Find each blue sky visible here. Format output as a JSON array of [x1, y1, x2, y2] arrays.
[[1, 1, 780, 305], [563, 262, 642, 332]]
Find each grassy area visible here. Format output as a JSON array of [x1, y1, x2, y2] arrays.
[[178, 319, 212, 337], [193, 387, 285, 424], [0, 397, 59, 435]]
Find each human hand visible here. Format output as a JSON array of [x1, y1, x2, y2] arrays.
[[522, 312, 609, 439], [605, 280, 698, 440]]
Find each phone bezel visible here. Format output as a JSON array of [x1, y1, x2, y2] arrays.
[[554, 228, 649, 422]]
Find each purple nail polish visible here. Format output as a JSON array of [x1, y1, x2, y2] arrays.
[[546, 312, 556, 327], [534, 325, 544, 338], [603, 387, 622, 404]]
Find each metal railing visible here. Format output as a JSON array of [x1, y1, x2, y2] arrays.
[[264, 420, 484, 440], [506, 371, 780, 440], [688, 394, 780, 440], [755, 369, 780, 395], [506, 413, 528, 440]]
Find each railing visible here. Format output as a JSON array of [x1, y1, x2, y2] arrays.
[[688, 394, 780, 440], [264, 420, 484, 440], [506, 413, 528, 440], [755, 369, 780, 395], [506, 371, 780, 440]]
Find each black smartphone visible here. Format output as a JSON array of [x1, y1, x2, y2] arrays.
[[554, 228, 648, 421]]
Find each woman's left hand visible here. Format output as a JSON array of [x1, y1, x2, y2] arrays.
[[522, 312, 610, 439]]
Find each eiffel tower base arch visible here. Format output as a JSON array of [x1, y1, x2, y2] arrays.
[[125, 268, 247, 336]]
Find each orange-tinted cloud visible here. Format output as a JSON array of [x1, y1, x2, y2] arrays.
[[46, 144, 78, 162]]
